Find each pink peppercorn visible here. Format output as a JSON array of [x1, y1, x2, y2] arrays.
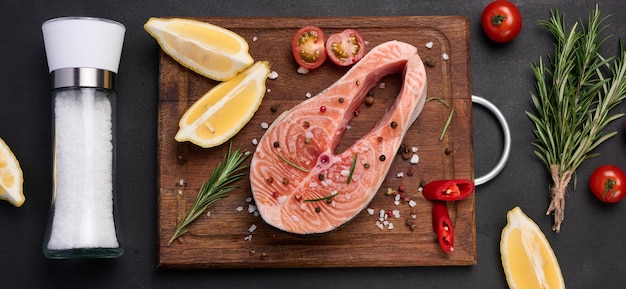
[[320, 106, 327, 113]]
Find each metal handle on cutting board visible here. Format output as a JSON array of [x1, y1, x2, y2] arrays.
[[472, 95, 511, 186]]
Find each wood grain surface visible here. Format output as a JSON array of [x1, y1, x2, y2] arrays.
[[157, 16, 474, 268]]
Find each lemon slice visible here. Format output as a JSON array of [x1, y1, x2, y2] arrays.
[[0, 137, 24, 207], [501, 207, 564, 289], [144, 17, 254, 81], [175, 61, 270, 148]]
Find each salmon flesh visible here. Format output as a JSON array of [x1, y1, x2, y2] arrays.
[[250, 40, 427, 235]]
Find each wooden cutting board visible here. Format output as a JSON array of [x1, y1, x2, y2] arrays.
[[157, 16, 474, 269]]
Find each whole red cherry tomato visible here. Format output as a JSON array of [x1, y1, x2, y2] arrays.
[[326, 29, 366, 66], [291, 25, 327, 70], [481, 0, 522, 43], [589, 165, 626, 203]]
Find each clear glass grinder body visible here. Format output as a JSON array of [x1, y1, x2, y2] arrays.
[[41, 17, 125, 259]]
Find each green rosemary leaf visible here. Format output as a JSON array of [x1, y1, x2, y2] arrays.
[[168, 143, 251, 246], [304, 192, 338, 203], [439, 108, 455, 141], [276, 152, 309, 172], [347, 153, 357, 184], [427, 97, 450, 107]]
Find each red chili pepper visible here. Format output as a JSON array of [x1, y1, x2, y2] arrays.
[[422, 179, 474, 201], [432, 201, 454, 253]]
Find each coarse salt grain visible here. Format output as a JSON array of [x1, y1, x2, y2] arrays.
[[244, 235, 253, 241], [246, 197, 252, 203], [412, 146, 418, 153], [367, 208, 375, 215], [252, 36, 258, 41], [268, 71, 279, 80], [410, 154, 420, 164], [252, 138, 259, 145], [425, 41, 434, 49], [248, 224, 257, 233], [442, 53, 449, 60], [392, 210, 401, 218], [409, 200, 417, 208], [305, 92, 312, 99], [47, 89, 118, 250], [297, 66, 309, 74], [260, 122, 269, 129], [388, 223, 394, 230], [396, 172, 404, 178], [206, 211, 211, 217], [267, 88, 271, 93], [376, 221, 384, 230], [236, 206, 244, 212], [248, 204, 257, 214], [379, 82, 386, 89]]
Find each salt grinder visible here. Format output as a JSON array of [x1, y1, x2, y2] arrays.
[[41, 17, 125, 259]]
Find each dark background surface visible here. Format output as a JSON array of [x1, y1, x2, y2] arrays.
[[2, 0, 626, 288]]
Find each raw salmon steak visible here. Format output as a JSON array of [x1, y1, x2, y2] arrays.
[[250, 40, 427, 235]]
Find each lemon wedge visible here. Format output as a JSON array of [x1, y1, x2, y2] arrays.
[[144, 17, 254, 81], [175, 61, 270, 148], [501, 206, 565, 289], [0, 137, 24, 207]]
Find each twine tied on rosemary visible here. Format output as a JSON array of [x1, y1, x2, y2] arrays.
[[527, 5, 626, 232]]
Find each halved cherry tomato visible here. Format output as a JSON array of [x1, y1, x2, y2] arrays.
[[291, 25, 327, 70], [481, 0, 522, 43], [589, 165, 626, 203], [325, 29, 366, 66]]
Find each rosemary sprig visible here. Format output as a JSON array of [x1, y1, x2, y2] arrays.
[[526, 5, 626, 232], [167, 144, 251, 246]]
